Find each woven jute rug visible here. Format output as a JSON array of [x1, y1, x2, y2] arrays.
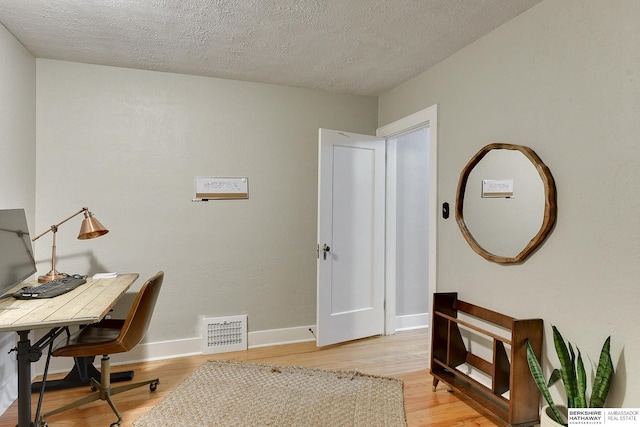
[[133, 360, 406, 427]]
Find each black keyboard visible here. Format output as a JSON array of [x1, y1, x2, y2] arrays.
[[13, 276, 87, 299]]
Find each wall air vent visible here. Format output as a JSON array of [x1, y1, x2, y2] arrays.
[[200, 314, 247, 354]]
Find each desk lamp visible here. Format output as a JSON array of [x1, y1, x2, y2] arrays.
[[32, 207, 109, 283]]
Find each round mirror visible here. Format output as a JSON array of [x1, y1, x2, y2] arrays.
[[455, 143, 557, 263]]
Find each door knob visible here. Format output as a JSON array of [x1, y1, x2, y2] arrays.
[[322, 244, 331, 260]]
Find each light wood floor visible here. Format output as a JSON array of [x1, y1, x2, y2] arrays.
[[0, 329, 501, 426]]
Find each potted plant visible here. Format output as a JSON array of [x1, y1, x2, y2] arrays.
[[526, 325, 613, 427]]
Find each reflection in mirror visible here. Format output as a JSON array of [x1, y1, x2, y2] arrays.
[[455, 144, 556, 263], [464, 150, 544, 257]]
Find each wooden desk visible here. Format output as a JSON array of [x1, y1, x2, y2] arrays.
[[0, 273, 139, 427]]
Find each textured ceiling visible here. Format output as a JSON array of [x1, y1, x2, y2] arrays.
[[0, 0, 542, 96]]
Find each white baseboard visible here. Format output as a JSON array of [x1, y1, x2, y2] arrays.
[[248, 324, 316, 348], [32, 320, 430, 376], [395, 313, 429, 331], [33, 324, 317, 376]]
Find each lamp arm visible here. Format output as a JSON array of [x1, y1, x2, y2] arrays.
[[32, 207, 88, 242]]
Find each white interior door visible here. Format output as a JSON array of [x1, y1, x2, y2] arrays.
[[316, 128, 386, 347]]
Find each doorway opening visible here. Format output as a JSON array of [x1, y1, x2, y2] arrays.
[[389, 128, 430, 331], [315, 105, 437, 347], [377, 104, 438, 337]]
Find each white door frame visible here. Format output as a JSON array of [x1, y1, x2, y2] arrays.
[[376, 104, 438, 335]]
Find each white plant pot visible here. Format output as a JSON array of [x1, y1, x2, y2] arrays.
[[540, 405, 568, 427]]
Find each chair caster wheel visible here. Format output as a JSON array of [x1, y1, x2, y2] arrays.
[[110, 421, 122, 427], [150, 380, 159, 391]]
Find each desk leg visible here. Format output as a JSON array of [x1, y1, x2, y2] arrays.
[[16, 331, 35, 427]]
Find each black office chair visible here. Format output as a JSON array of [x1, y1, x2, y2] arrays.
[[38, 271, 164, 427]]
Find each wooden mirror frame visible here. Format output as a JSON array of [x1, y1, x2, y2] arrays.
[[455, 143, 557, 263]]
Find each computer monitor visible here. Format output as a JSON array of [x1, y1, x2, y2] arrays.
[[0, 209, 36, 297]]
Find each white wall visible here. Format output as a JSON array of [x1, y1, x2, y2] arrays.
[[11, 0, 640, 410], [0, 23, 36, 415], [35, 60, 378, 346], [379, 0, 640, 406]]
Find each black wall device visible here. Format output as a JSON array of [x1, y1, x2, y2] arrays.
[[442, 202, 450, 219]]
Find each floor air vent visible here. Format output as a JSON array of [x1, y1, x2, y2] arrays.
[[201, 314, 247, 354]]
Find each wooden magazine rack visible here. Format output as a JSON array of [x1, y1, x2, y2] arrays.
[[430, 292, 543, 427]]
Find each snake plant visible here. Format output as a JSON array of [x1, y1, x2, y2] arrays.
[[526, 326, 613, 426]]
